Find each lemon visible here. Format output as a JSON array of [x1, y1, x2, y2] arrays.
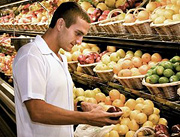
[[158, 118, 168, 126], [135, 113, 147, 124], [118, 125, 129, 135], [142, 104, 154, 116], [148, 114, 160, 125], [120, 106, 131, 118], [125, 99, 137, 110], [120, 117, 131, 126], [109, 130, 119, 137], [130, 110, 140, 120], [136, 97, 144, 104], [125, 131, 135, 137], [144, 99, 154, 108], [153, 107, 160, 115], [143, 121, 153, 127], [128, 119, 139, 131], [134, 103, 144, 112]]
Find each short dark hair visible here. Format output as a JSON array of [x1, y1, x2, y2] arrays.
[[49, 2, 91, 28]]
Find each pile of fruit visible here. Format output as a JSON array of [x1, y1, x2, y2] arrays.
[[59, 42, 100, 62], [73, 86, 169, 137], [145, 56, 180, 84], [79, 0, 145, 22], [113, 50, 166, 77]]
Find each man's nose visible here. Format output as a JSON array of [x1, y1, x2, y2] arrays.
[[76, 36, 83, 45]]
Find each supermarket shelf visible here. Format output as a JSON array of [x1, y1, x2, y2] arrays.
[[83, 35, 180, 53], [1, 29, 180, 54]]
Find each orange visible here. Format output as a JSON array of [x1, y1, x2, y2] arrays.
[[109, 89, 121, 101], [118, 69, 132, 77], [151, 53, 162, 62], [113, 63, 122, 74], [138, 65, 149, 75], [122, 60, 133, 69], [161, 58, 169, 62], [142, 53, 151, 63], [131, 57, 142, 68]]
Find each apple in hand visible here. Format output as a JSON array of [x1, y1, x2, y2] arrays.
[[107, 106, 122, 120]]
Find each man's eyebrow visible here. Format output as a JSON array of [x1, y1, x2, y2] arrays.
[[76, 30, 85, 35]]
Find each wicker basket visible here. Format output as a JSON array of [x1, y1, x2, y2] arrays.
[[123, 8, 140, 36], [114, 74, 145, 90], [99, 9, 127, 34], [150, 6, 180, 41], [134, 127, 155, 137], [93, 68, 114, 82], [78, 63, 99, 76], [134, 8, 156, 36], [142, 79, 180, 100], [68, 61, 78, 71]]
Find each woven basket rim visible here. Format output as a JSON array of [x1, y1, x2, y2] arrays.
[[135, 19, 152, 24], [93, 68, 113, 73], [114, 74, 145, 79], [123, 22, 136, 26], [78, 62, 99, 67], [142, 78, 180, 87], [68, 61, 78, 64], [150, 21, 180, 27], [99, 20, 124, 26]]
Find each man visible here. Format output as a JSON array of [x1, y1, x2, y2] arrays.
[[13, 2, 123, 137]]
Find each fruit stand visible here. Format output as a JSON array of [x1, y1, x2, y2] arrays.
[[0, 0, 180, 137]]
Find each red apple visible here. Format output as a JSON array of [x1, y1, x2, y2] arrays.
[[98, 15, 107, 21], [78, 54, 86, 65], [85, 56, 94, 64], [107, 106, 122, 120], [102, 10, 110, 16]]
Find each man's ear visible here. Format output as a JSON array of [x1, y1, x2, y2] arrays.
[[56, 18, 64, 31]]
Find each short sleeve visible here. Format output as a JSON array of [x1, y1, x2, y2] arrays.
[[13, 54, 46, 102]]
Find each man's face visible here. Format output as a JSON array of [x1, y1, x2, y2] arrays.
[[59, 17, 90, 52]]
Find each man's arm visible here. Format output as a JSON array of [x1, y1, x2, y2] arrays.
[[24, 99, 123, 127]]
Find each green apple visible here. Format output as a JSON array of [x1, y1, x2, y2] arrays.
[[117, 49, 126, 58], [110, 52, 120, 62], [101, 54, 111, 64], [134, 50, 143, 57], [108, 61, 117, 69]]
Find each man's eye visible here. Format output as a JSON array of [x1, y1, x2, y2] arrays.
[[75, 32, 83, 36]]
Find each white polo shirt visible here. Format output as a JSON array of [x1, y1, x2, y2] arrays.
[[13, 35, 74, 137]]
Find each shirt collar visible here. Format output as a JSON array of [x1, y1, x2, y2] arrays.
[[34, 35, 52, 55]]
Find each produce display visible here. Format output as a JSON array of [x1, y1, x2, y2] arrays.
[[73, 86, 179, 137], [145, 56, 180, 84], [0, 0, 179, 136]]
